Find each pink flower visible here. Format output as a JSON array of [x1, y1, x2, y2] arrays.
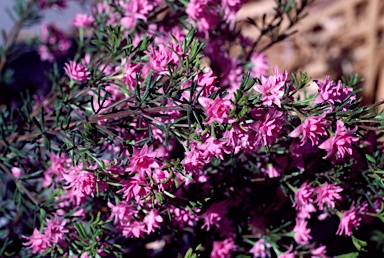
[[311, 245, 327, 258], [314, 77, 355, 108], [201, 202, 227, 230], [221, 0, 246, 20], [23, 229, 50, 254], [318, 120, 359, 160], [170, 206, 198, 227], [64, 61, 91, 81], [250, 52, 269, 79], [63, 165, 107, 198], [336, 204, 361, 236], [44, 216, 68, 244], [121, 220, 147, 238], [38, 24, 72, 62], [199, 97, 233, 124], [278, 245, 295, 258], [297, 203, 316, 220], [73, 13, 94, 28], [186, 0, 221, 35], [107, 201, 137, 225], [118, 176, 151, 202], [250, 108, 284, 146], [249, 239, 271, 258], [293, 182, 314, 209], [210, 238, 236, 258], [147, 44, 174, 73], [254, 66, 287, 107], [42, 152, 68, 187], [143, 210, 163, 234], [289, 113, 330, 146], [126, 145, 159, 179], [293, 219, 312, 245], [314, 183, 343, 210], [11, 167, 23, 178]]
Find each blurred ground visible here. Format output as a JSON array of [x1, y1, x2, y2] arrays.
[[238, 0, 384, 105]]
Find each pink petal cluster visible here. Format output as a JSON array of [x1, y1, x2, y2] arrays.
[[318, 120, 359, 160], [73, 13, 94, 28], [221, 0, 246, 20], [118, 176, 150, 202], [289, 113, 330, 146], [254, 66, 287, 107], [200, 202, 227, 230], [38, 23, 72, 62], [108, 201, 137, 225], [278, 245, 295, 258], [210, 238, 236, 258], [147, 44, 177, 73], [336, 204, 361, 236], [250, 108, 284, 147], [143, 210, 163, 234], [23, 216, 68, 254], [119, 0, 157, 28], [186, 0, 221, 35], [23, 229, 50, 254], [249, 239, 271, 258], [293, 219, 312, 244], [182, 70, 218, 101], [63, 164, 107, 198], [314, 183, 343, 210], [199, 97, 233, 124], [293, 182, 314, 209], [126, 144, 160, 179], [42, 152, 69, 187], [64, 61, 91, 82], [250, 52, 269, 79], [314, 76, 355, 108]]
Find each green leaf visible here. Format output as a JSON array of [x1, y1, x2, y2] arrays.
[[351, 235, 367, 251], [365, 154, 376, 164], [336, 252, 359, 258]]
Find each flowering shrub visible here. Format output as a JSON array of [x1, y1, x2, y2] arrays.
[[1, 0, 384, 257]]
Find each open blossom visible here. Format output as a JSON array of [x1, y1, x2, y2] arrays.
[[314, 183, 343, 210], [314, 76, 355, 107], [297, 203, 317, 220], [118, 176, 151, 202], [64, 61, 91, 81], [289, 113, 330, 146], [249, 239, 271, 258], [211, 238, 236, 258], [199, 97, 233, 124], [23, 229, 50, 254], [336, 204, 361, 236], [73, 13, 94, 28], [42, 152, 68, 187], [293, 219, 312, 245], [250, 108, 284, 147], [126, 144, 159, 179], [63, 165, 107, 198], [44, 216, 68, 244], [147, 44, 175, 73], [143, 210, 163, 234], [170, 206, 198, 227], [293, 182, 314, 209], [108, 201, 137, 225], [254, 66, 287, 107], [121, 220, 146, 238], [318, 120, 359, 160]]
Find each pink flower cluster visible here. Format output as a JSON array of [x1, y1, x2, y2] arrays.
[[23, 216, 68, 254], [38, 23, 72, 62]]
